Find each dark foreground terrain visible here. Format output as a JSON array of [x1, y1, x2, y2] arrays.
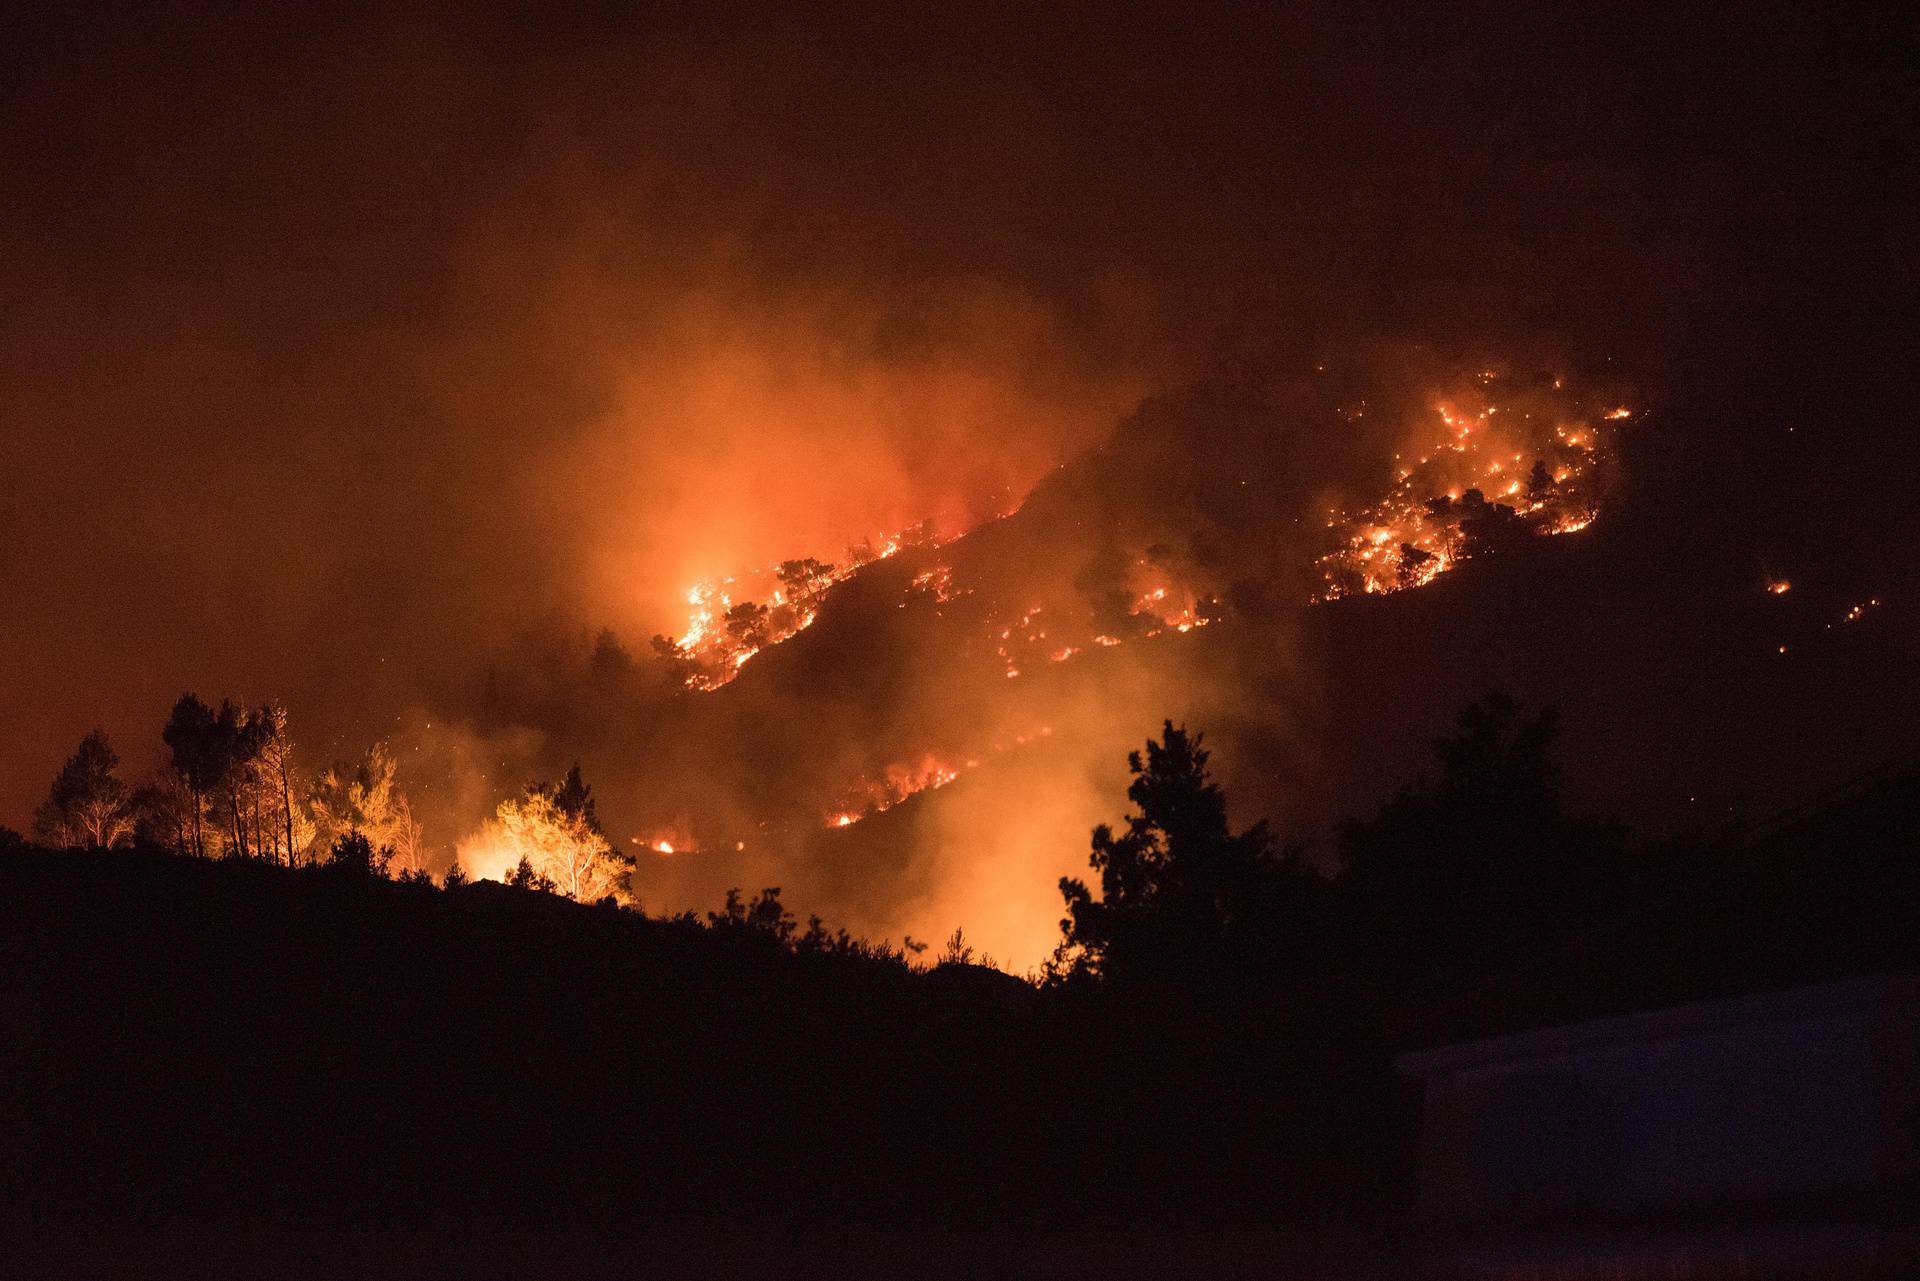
[[0, 844, 1405, 1279], [8, 770, 1920, 1277]]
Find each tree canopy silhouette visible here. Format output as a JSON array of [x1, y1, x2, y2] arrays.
[[325, 829, 392, 878], [1056, 720, 1321, 989], [33, 730, 134, 849], [1338, 693, 1628, 999]]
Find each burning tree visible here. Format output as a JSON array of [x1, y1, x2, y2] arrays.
[[1315, 378, 1621, 599], [657, 523, 942, 691], [248, 703, 312, 866], [309, 742, 422, 872], [461, 765, 635, 904], [158, 695, 312, 862], [33, 730, 135, 849]]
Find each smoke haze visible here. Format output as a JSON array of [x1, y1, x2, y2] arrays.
[[5, 1, 1914, 967]]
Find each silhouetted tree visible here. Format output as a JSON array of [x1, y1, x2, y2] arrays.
[[159, 694, 290, 860], [543, 764, 602, 836], [939, 927, 975, 966], [503, 855, 556, 893], [648, 634, 699, 687], [208, 699, 263, 860], [33, 730, 134, 849], [588, 629, 636, 684], [1338, 693, 1628, 999], [723, 601, 771, 648], [442, 857, 470, 890], [1452, 488, 1534, 557], [1526, 459, 1557, 502], [708, 887, 795, 944], [1396, 542, 1437, 587], [130, 775, 196, 853], [794, 913, 857, 957], [775, 557, 836, 600], [325, 829, 391, 878], [1056, 721, 1313, 987], [162, 694, 221, 858]]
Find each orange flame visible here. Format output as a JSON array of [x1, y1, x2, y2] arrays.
[[1315, 377, 1624, 600]]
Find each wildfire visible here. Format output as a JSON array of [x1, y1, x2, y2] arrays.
[[645, 366, 1634, 871], [908, 564, 962, 604], [1315, 375, 1625, 600], [996, 605, 1047, 678], [664, 521, 948, 690], [1104, 565, 1221, 640], [824, 727, 1053, 828], [1132, 582, 1215, 637], [824, 753, 964, 828]]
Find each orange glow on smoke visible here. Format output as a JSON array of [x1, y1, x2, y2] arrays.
[[667, 521, 957, 691], [624, 365, 1633, 967], [824, 728, 1053, 829]]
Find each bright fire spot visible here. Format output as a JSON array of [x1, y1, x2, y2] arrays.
[[1768, 580, 1792, 595], [665, 521, 952, 690], [823, 729, 1053, 829], [1315, 377, 1625, 600], [909, 564, 963, 603], [631, 822, 697, 857], [824, 754, 964, 828]]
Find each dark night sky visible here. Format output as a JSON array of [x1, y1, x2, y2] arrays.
[[3, 1, 1915, 957]]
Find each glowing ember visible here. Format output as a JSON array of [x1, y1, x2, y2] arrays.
[[1315, 376, 1625, 600], [824, 728, 1053, 828], [909, 564, 962, 603], [1128, 574, 1217, 638], [1768, 580, 1792, 595], [655, 367, 1635, 859], [996, 605, 1047, 677], [824, 753, 963, 827], [631, 823, 697, 856]]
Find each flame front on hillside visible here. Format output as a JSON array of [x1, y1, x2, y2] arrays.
[[825, 727, 1054, 828], [644, 367, 1630, 852], [658, 523, 949, 690], [1314, 374, 1625, 600]]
